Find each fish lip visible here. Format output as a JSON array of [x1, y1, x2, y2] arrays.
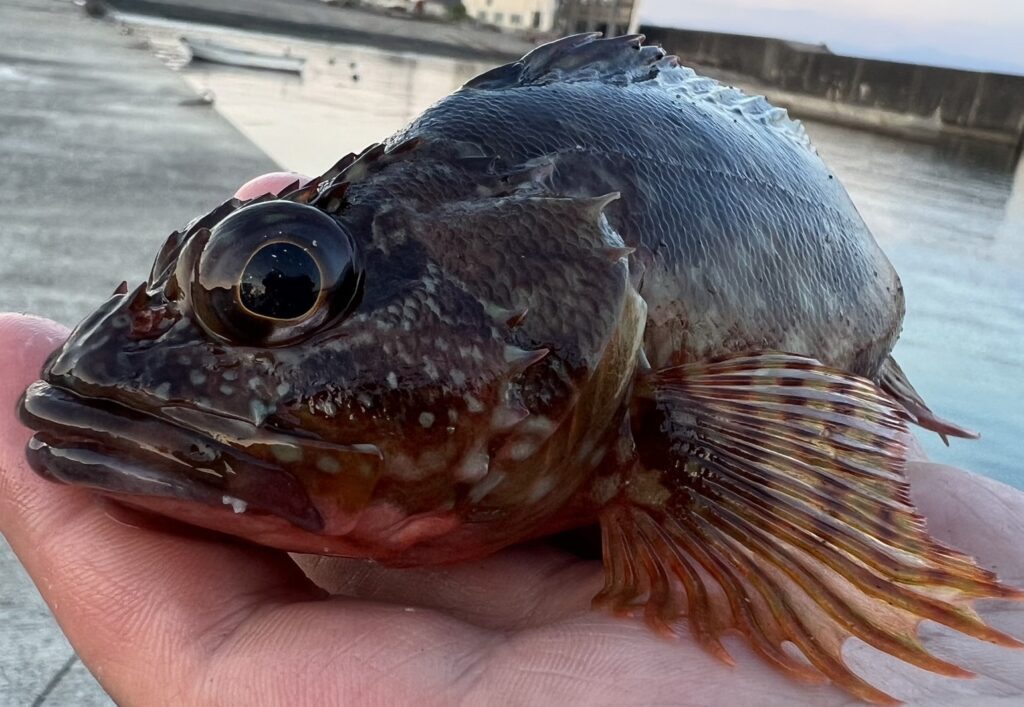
[[18, 380, 324, 532]]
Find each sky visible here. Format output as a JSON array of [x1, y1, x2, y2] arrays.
[[638, 0, 1024, 75]]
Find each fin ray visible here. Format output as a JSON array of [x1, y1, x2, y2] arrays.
[[598, 352, 1022, 704], [877, 355, 979, 443], [464, 34, 666, 90]]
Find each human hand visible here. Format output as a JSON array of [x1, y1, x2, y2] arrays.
[[2, 313, 1022, 705]]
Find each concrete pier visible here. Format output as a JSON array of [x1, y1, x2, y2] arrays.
[[105, 0, 536, 62], [0, 0, 277, 703]]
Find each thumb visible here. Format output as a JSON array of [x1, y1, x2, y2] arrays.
[[0, 313, 319, 702]]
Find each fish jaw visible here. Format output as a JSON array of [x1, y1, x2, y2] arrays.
[[18, 379, 478, 561], [18, 375, 598, 564], [101, 495, 473, 563], [19, 379, 326, 533]]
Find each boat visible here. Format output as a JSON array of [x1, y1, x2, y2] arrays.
[[181, 37, 305, 74]]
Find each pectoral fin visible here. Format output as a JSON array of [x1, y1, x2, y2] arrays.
[[600, 353, 1021, 704]]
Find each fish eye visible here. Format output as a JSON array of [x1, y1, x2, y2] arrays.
[[184, 200, 361, 345], [240, 242, 321, 320]]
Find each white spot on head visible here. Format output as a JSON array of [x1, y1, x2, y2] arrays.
[[527, 475, 557, 504], [273, 445, 303, 463], [456, 451, 490, 482], [577, 439, 596, 465], [419, 411, 435, 428], [522, 416, 556, 435], [388, 452, 429, 481], [450, 369, 466, 387], [468, 471, 506, 503], [222, 495, 247, 514], [508, 440, 539, 461], [249, 399, 272, 424], [464, 395, 484, 414], [317, 456, 341, 474], [153, 382, 171, 400], [491, 406, 525, 430], [276, 382, 291, 397], [387, 371, 399, 389], [219, 384, 234, 396]]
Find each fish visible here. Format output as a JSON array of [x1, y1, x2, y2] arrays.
[[18, 34, 1021, 703]]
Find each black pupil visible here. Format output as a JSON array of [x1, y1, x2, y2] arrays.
[[240, 243, 321, 319]]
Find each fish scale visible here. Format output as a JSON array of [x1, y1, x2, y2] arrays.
[[17, 33, 1017, 704], [392, 36, 899, 375]]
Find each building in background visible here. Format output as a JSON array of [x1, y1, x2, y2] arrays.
[[358, 0, 464, 19], [461, 0, 642, 37], [555, 0, 643, 37], [463, 0, 558, 32]]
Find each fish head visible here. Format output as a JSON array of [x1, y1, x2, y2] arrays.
[[19, 148, 645, 560]]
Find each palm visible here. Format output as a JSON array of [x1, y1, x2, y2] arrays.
[[2, 314, 1022, 705]]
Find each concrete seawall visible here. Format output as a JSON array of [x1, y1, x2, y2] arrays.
[[641, 25, 1024, 150]]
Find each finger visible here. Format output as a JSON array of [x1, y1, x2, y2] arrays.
[[906, 461, 1024, 580], [876, 464, 1024, 703], [0, 314, 323, 700], [0, 314, 514, 705], [6, 311, 1017, 704], [292, 542, 604, 630], [902, 431, 930, 461]]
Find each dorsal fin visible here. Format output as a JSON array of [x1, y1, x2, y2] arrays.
[[465, 33, 667, 89], [464, 33, 813, 153], [654, 62, 814, 151]]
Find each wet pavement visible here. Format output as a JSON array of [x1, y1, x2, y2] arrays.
[[0, 1, 275, 703]]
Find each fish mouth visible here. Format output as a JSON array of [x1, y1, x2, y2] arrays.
[[19, 381, 325, 532]]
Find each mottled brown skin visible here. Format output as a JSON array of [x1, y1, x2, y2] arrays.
[[9, 33, 931, 563], [20, 135, 648, 562], [18, 35, 1017, 703]]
